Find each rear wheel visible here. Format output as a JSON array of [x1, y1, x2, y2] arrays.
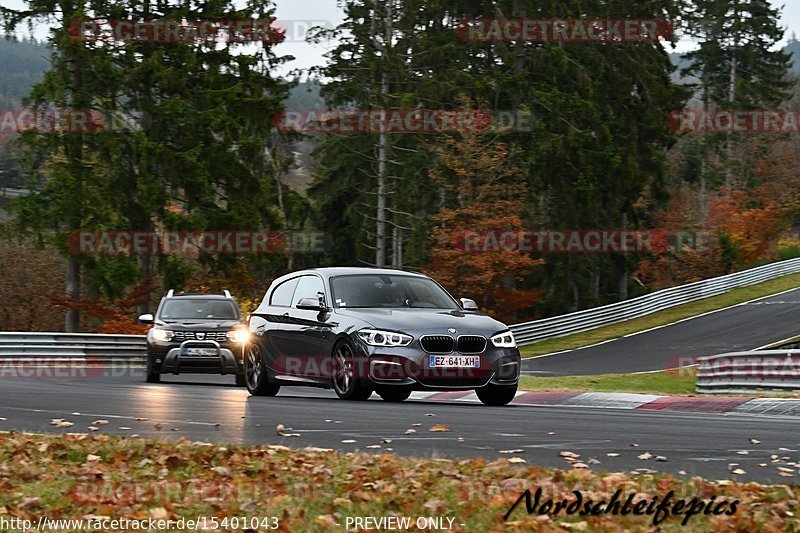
[[376, 386, 412, 402], [476, 383, 517, 406], [245, 344, 280, 396], [332, 340, 372, 400]]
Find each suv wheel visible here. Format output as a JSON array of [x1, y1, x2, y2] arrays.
[[145, 358, 161, 383], [332, 340, 372, 400], [476, 383, 517, 406], [245, 344, 280, 396]]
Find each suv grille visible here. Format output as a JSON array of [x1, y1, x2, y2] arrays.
[[420, 335, 454, 354], [173, 331, 228, 342], [457, 335, 486, 354]]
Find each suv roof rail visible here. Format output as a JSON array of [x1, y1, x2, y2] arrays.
[[223, 290, 232, 299], [166, 289, 174, 298]]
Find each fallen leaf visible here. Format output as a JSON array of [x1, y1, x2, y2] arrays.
[[275, 424, 285, 435], [210, 466, 230, 476], [341, 439, 357, 444], [737, 450, 750, 455], [606, 453, 620, 457], [587, 458, 601, 465], [508, 457, 526, 464], [382, 439, 392, 444], [499, 449, 524, 454], [404, 429, 416, 435], [365, 445, 381, 449], [428, 424, 450, 432], [92, 420, 109, 425], [118, 427, 131, 431], [655, 456, 668, 462], [86, 454, 101, 462], [749, 438, 761, 444], [87, 427, 99, 432], [412, 423, 422, 427], [425, 413, 435, 417], [572, 462, 588, 469], [559, 451, 580, 458], [731, 468, 746, 475], [316, 515, 337, 527], [638, 452, 653, 460], [630, 443, 639, 447]]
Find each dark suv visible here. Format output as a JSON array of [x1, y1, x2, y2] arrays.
[[139, 290, 249, 385]]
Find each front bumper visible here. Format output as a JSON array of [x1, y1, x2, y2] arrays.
[[148, 340, 241, 375], [361, 343, 520, 391]]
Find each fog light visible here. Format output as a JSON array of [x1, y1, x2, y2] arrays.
[[498, 360, 519, 379]]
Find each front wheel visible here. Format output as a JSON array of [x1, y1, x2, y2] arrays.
[[145, 358, 161, 383], [476, 383, 517, 406], [376, 386, 412, 402], [332, 340, 372, 401], [245, 344, 280, 396]]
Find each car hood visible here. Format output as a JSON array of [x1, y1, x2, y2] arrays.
[[155, 320, 242, 330], [333, 308, 509, 335]]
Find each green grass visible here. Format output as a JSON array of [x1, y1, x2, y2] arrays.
[[519, 369, 697, 396], [520, 272, 800, 358]]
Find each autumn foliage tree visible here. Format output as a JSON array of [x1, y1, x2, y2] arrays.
[[424, 130, 542, 323]]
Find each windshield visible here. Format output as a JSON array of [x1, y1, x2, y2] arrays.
[[159, 299, 239, 320], [330, 274, 459, 310]]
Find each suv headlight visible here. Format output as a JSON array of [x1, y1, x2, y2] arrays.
[[491, 331, 516, 348], [358, 329, 412, 347], [226, 327, 250, 344], [152, 329, 174, 342]]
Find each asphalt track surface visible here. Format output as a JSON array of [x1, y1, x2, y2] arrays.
[[0, 372, 798, 485], [521, 286, 800, 375]]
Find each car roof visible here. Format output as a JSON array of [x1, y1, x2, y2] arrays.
[[165, 293, 232, 300], [297, 267, 428, 278]]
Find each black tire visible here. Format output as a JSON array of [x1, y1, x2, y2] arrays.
[[376, 386, 412, 402], [245, 343, 280, 396], [145, 358, 161, 383], [476, 383, 517, 406], [332, 340, 372, 401]]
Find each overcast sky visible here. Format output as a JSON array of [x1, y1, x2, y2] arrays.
[[2, 0, 798, 74]]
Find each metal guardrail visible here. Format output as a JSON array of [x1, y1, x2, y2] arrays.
[[0, 332, 146, 365], [509, 257, 800, 346], [696, 350, 800, 394]]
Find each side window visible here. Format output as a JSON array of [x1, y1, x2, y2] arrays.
[[270, 278, 300, 307], [292, 275, 325, 307]]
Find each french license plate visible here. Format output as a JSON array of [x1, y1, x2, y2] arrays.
[[182, 347, 218, 357], [429, 355, 480, 368]]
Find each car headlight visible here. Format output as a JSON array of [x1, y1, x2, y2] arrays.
[[357, 329, 413, 347], [152, 329, 174, 342], [226, 328, 250, 344], [491, 331, 516, 348]]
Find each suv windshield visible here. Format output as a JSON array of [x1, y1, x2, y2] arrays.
[[159, 299, 239, 320], [330, 274, 459, 310]]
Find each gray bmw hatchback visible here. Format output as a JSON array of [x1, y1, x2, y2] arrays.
[[244, 268, 521, 405]]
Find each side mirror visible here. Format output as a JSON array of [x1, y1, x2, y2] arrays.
[[459, 298, 478, 311], [297, 297, 325, 311], [138, 313, 154, 324]]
